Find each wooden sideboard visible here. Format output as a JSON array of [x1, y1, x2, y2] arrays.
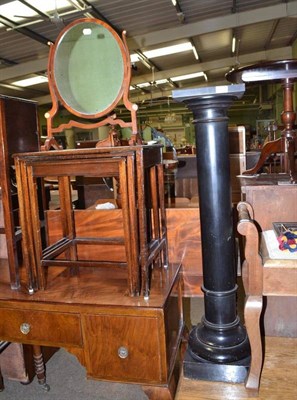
[[0, 260, 183, 399], [240, 174, 297, 337]]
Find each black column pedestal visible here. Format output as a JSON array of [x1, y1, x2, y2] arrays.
[[173, 85, 250, 383]]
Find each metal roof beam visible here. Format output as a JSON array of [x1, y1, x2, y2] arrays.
[[32, 46, 292, 106], [18, 0, 49, 19], [127, 1, 297, 50], [0, 57, 48, 80], [0, 15, 51, 45], [130, 47, 293, 85]]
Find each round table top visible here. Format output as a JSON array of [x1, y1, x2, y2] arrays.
[[163, 159, 179, 169], [226, 59, 297, 84]]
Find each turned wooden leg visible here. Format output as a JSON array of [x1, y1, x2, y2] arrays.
[[32, 345, 50, 391], [244, 295, 263, 394], [157, 163, 169, 269]]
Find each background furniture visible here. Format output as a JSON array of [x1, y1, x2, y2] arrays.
[[240, 175, 297, 337], [0, 95, 40, 289], [228, 125, 246, 202], [0, 95, 51, 390], [226, 59, 297, 183], [237, 201, 297, 393], [172, 125, 246, 204]]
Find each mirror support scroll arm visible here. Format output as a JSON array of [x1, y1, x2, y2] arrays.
[[42, 42, 63, 151], [121, 30, 141, 145]]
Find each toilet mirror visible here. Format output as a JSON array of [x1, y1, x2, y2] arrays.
[[51, 19, 126, 117]]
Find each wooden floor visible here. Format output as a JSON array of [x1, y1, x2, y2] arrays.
[[176, 336, 297, 400]]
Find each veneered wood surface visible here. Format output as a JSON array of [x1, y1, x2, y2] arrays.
[[0, 259, 180, 309], [83, 314, 162, 382], [0, 308, 82, 347], [46, 207, 204, 295], [166, 208, 202, 275]]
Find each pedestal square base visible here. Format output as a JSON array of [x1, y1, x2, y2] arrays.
[[183, 348, 250, 384]]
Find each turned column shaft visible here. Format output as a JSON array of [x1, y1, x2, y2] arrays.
[[195, 108, 237, 325]]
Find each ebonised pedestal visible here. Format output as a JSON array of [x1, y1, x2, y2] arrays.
[[173, 85, 251, 383]]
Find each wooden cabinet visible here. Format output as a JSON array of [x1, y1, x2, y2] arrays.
[[0, 95, 40, 289]]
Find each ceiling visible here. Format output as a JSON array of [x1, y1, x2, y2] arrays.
[[0, 0, 296, 111]]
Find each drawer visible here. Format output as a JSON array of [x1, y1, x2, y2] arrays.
[[83, 314, 164, 384], [0, 308, 82, 347]]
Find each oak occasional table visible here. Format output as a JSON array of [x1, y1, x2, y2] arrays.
[[240, 174, 297, 337], [237, 201, 297, 393]]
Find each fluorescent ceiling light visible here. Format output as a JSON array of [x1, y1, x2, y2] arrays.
[[12, 76, 48, 87], [25, 0, 69, 13], [134, 79, 169, 88], [130, 42, 194, 63], [0, 0, 70, 23], [172, 0, 177, 6], [143, 42, 193, 59], [155, 79, 168, 84], [130, 54, 139, 63], [0, 83, 25, 91], [192, 46, 199, 60], [134, 74, 207, 88], [0, 1, 35, 22], [232, 36, 236, 53], [171, 72, 206, 81], [137, 82, 151, 88]]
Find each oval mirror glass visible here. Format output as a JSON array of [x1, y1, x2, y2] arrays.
[[53, 20, 125, 117]]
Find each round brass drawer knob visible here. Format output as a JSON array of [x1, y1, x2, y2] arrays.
[[117, 346, 128, 359], [20, 323, 31, 335]]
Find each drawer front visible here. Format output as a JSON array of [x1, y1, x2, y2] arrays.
[[83, 314, 163, 384], [0, 308, 82, 347]]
